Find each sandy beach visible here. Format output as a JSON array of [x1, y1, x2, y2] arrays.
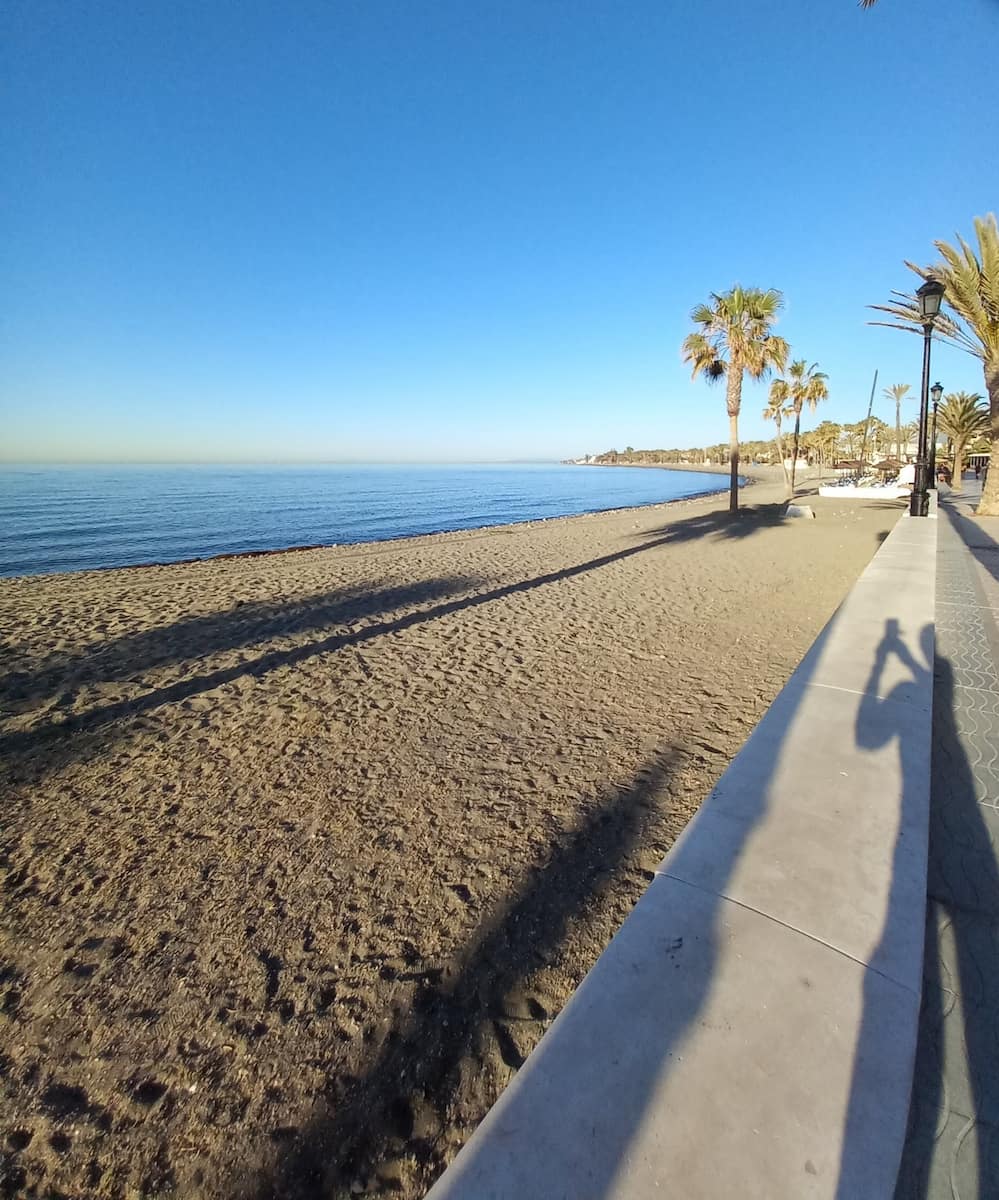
[[1, 476, 900, 1199]]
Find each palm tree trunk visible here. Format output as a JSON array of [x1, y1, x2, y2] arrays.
[[728, 412, 740, 513], [978, 358, 999, 516], [952, 438, 966, 493], [896, 400, 903, 472], [773, 420, 791, 499], [790, 410, 802, 493], [726, 366, 742, 513]]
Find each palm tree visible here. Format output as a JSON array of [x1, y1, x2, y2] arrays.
[[883, 383, 910, 467], [769, 360, 829, 492], [865, 416, 892, 463], [811, 420, 842, 479], [870, 214, 999, 514], [842, 419, 869, 461], [937, 392, 989, 493], [763, 391, 793, 498], [900, 420, 919, 461], [681, 286, 789, 512]]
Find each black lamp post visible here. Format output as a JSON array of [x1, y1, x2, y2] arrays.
[[928, 381, 943, 487], [910, 279, 945, 517]]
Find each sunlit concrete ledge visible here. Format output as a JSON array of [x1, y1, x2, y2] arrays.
[[427, 513, 937, 1200]]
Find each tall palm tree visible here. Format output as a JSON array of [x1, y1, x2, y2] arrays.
[[681, 286, 789, 512], [763, 391, 793, 498], [883, 383, 910, 467], [843, 420, 869, 461], [869, 416, 893, 461], [870, 213, 999, 514], [769, 360, 829, 492], [812, 420, 842, 479], [937, 392, 989, 493]]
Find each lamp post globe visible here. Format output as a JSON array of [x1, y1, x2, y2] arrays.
[[917, 279, 945, 320]]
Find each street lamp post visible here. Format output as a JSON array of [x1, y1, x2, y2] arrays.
[[928, 381, 943, 487], [910, 279, 945, 517]]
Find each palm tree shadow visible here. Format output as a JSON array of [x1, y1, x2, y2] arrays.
[[638, 498, 902, 549], [2, 499, 796, 785], [2, 579, 473, 708], [637, 501, 790, 543], [948, 508, 999, 594], [0, 575, 477, 783]]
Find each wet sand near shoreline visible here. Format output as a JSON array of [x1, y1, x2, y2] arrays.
[[0, 478, 899, 1198]]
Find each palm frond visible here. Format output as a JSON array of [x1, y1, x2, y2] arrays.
[[769, 354, 828, 416], [937, 392, 989, 442], [681, 331, 726, 383], [868, 289, 982, 358], [768, 379, 791, 406], [974, 215, 999, 319], [682, 287, 787, 378], [744, 334, 789, 381], [874, 217, 999, 363], [689, 303, 716, 327]]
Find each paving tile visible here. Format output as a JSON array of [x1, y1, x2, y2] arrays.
[[895, 1108, 999, 1200], [930, 910, 999, 1123]]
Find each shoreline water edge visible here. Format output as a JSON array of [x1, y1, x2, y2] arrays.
[[1, 464, 749, 582]]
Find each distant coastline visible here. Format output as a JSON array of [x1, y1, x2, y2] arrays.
[[572, 459, 760, 487], [573, 460, 730, 476]]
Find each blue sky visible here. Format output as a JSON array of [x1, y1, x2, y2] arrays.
[[2, 0, 997, 463]]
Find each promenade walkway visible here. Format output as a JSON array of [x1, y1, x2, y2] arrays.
[[895, 481, 999, 1198]]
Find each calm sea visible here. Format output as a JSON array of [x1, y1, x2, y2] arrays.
[[0, 463, 725, 578]]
